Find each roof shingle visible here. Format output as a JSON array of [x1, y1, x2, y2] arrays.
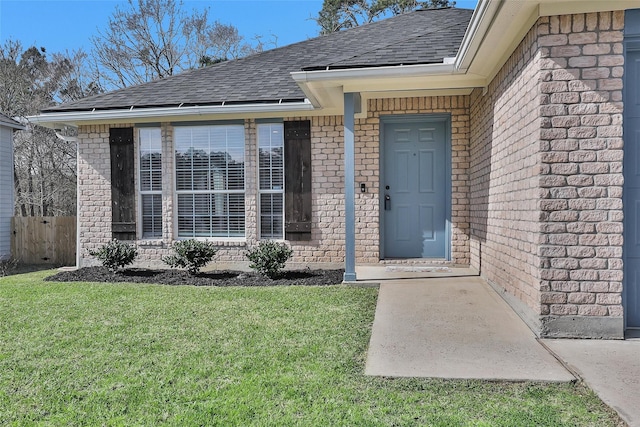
[[44, 7, 473, 113]]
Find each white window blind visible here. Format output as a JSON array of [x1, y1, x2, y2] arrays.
[[258, 123, 284, 239], [139, 128, 162, 238], [175, 125, 245, 238]]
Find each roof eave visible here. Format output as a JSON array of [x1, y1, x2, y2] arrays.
[[291, 62, 488, 109], [454, 0, 502, 72], [292, 0, 640, 106], [467, 0, 640, 82], [28, 100, 316, 128], [292, 62, 457, 83], [0, 118, 26, 130]]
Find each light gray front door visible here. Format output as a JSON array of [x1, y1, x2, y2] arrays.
[[624, 13, 640, 329], [382, 118, 449, 259]]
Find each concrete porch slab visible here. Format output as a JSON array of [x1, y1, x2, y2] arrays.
[[355, 265, 477, 281], [365, 277, 575, 382], [542, 339, 640, 427]]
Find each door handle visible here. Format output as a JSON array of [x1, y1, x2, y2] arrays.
[[384, 195, 391, 210]]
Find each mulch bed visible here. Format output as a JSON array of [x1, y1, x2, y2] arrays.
[[45, 266, 345, 287]]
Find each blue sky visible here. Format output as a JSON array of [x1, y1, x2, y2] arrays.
[[0, 0, 478, 55]]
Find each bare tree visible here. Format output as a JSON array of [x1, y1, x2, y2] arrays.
[[315, 0, 455, 34], [12, 127, 76, 217], [0, 41, 95, 217], [91, 0, 269, 89], [53, 50, 103, 103]]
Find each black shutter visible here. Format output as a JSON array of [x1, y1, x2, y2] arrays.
[[109, 128, 136, 240], [284, 120, 312, 241]]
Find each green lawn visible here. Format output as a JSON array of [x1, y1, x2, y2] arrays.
[[0, 270, 622, 426]]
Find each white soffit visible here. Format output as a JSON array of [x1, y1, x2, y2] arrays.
[[539, 0, 640, 17], [292, 63, 486, 110]]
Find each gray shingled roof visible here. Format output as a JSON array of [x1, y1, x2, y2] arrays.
[[43, 7, 473, 113]]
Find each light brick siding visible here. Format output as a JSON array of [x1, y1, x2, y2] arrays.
[[77, 97, 470, 267], [538, 12, 624, 331], [470, 22, 543, 317], [470, 11, 625, 337], [77, 124, 130, 264]]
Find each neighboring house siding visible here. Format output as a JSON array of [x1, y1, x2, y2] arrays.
[[0, 126, 13, 259], [470, 11, 625, 338]]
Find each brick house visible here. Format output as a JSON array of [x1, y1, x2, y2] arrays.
[[0, 113, 23, 260], [31, 0, 640, 339]]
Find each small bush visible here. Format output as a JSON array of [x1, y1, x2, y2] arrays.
[[89, 240, 138, 272], [162, 239, 218, 275], [246, 241, 293, 279]]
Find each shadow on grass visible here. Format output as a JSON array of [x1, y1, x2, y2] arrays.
[[1, 263, 61, 277]]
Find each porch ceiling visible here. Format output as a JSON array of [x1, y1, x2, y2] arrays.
[[292, 65, 485, 110]]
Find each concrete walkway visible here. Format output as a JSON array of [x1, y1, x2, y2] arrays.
[[543, 339, 640, 427], [364, 273, 640, 425], [365, 276, 574, 381]]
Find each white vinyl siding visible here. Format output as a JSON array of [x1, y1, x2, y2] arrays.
[[258, 123, 284, 239], [175, 125, 245, 238], [0, 126, 13, 259], [139, 128, 162, 239]]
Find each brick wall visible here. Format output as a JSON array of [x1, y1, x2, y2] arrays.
[[470, 11, 625, 338], [77, 96, 471, 267], [469, 22, 543, 316], [77, 124, 130, 265], [288, 115, 346, 264], [537, 12, 624, 337]]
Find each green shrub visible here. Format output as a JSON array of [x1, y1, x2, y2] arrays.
[[246, 241, 293, 279], [89, 240, 138, 272], [162, 239, 218, 275]]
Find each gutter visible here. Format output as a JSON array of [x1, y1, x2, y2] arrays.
[[28, 99, 315, 127], [454, 0, 502, 72], [291, 62, 458, 83], [0, 119, 26, 131]]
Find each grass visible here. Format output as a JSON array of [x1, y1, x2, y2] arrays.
[[0, 270, 623, 426]]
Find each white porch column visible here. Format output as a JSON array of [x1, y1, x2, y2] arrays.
[[343, 92, 359, 282]]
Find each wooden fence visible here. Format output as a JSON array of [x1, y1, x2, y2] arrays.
[[11, 217, 76, 265]]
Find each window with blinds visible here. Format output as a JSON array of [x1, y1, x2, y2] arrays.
[[139, 128, 162, 238], [258, 123, 284, 239], [175, 125, 245, 238]]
